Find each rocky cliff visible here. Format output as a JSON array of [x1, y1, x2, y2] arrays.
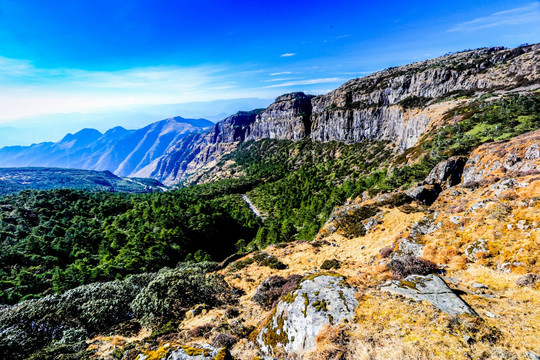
[[141, 44, 540, 185]]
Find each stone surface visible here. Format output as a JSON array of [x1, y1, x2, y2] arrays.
[[380, 274, 477, 316], [424, 156, 468, 189], [465, 239, 489, 261], [406, 184, 441, 205], [462, 130, 540, 185], [247, 92, 314, 141], [256, 274, 358, 358], [395, 238, 424, 257]]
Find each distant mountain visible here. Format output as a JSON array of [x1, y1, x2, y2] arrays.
[[0, 167, 165, 196], [0, 117, 213, 177]]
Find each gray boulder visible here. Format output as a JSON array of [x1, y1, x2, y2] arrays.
[[394, 238, 424, 258], [380, 274, 477, 316], [256, 274, 358, 358], [425, 156, 468, 188]]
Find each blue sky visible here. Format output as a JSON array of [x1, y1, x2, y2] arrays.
[[0, 0, 539, 143]]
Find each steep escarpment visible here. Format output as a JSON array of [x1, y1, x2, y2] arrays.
[[246, 92, 314, 141], [144, 44, 540, 184], [310, 44, 540, 148]]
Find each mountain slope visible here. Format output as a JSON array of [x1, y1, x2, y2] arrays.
[[0, 167, 165, 195], [140, 44, 540, 185], [0, 117, 213, 177]]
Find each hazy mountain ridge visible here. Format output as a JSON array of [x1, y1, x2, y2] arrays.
[[0, 117, 213, 177], [140, 44, 540, 185], [0, 167, 165, 195]]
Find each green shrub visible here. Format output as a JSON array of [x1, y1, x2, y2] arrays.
[[229, 252, 287, 270], [399, 96, 432, 109], [0, 272, 154, 359], [320, 259, 341, 270], [335, 205, 378, 238], [387, 256, 439, 279], [130, 262, 228, 322]]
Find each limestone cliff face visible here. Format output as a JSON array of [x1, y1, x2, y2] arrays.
[[246, 92, 314, 141], [310, 44, 540, 148], [141, 44, 540, 184]]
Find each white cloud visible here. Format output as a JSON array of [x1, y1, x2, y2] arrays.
[[265, 77, 342, 88], [262, 77, 301, 82], [280, 53, 296, 57], [448, 3, 540, 32], [270, 71, 292, 76]]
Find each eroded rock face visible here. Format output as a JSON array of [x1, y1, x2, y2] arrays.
[[256, 274, 357, 358], [425, 156, 468, 189], [380, 274, 477, 316], [310, 45, 540, 149], [247, 92, 314, 141], [135, 110, 262, 184]]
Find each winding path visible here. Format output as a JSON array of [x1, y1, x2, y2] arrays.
[[241, 194, 264, 218]]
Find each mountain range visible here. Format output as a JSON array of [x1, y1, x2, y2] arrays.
[[0, 117, 213, 177]]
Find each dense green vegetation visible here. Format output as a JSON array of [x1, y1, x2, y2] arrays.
[[0, 185, 259, 304], [227, 139, 396, 246], [0, 262, 231, 359]]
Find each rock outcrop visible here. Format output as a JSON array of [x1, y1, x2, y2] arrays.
[[256, 274, 357, 358], [310, 44, 540, 148], [247, 92, 314, 141], [380, 274, 477, 316], [135, 110, 262, 184], [462, 129, 540, 184]]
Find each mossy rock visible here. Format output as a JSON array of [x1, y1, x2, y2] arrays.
[[256, 274, 358, 358]]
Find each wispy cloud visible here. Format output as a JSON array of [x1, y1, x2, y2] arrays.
[[448, 3, 540, 32], [0, 57, 267, 121], [270, 71, 292, 76], [280, 53, 296, 57], [262, 77, 301, 82], [264, 77, 342, 88]]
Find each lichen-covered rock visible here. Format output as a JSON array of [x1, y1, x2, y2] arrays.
[[380, 274, 477, 316], [394, 238, 424, 257], [465, 238, 489, 261], [256, 274, 358, 358], [166, 345, 233, 360]]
